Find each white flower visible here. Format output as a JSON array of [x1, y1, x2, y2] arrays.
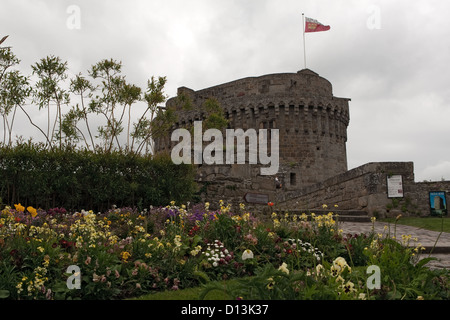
[[242, 249, 254, 261], [212, 262, 218, 267]]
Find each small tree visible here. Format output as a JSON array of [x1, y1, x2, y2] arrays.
[[0, 47, 33, 147], [118, 82, 141, 152], [131, 76, 167, 154], [68, 73, 97, 150], [31, 55, 70, 149], [89, 58, 142, 152], [0, 69, 31, 146]]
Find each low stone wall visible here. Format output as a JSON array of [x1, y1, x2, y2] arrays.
[[276, 162, 449, 218], [409, 181, 450, 217]]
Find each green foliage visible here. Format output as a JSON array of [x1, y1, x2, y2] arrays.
[[0, 47, 31, 147], [202, 98, 229, 131], [0, 203, 448, 300], [0, 143, 197, 211]]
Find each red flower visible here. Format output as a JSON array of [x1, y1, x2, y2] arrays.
[[59, 239, 74, 249], [268, 202, 274, 207], [188, 225, 200, 237]]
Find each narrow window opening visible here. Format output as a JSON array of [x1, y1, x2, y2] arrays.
[[290, 173, 297, 186]]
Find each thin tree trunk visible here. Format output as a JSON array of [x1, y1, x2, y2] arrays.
[[20, 105, 53, 149]]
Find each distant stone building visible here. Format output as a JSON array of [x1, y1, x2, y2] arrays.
[[154, 69, 449, 217]]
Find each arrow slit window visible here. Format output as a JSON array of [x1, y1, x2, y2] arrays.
[[290, 172, 297, 186]]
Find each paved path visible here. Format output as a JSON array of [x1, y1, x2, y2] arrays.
[[338, 221, 450, 270]]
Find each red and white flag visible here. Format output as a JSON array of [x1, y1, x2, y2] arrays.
[[304, 17, 330, 33]]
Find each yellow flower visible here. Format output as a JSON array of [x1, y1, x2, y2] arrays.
[[14, 203, 25, 212], [266, 277, 275, 290], [43, 255, 50, 267], [27, 206, 38, 218], [121, 251, 131, 261], [342, 281, 355, 293], [174, 235, 182, 248], [273, 219, 280, 228], [333, 257, 347, 268]]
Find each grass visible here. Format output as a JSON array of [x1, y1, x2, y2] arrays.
[[129, 280, 237, 300], [379, 216, 450, 233]]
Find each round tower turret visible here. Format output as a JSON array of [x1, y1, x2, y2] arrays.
[[154, 70, 351, 206]]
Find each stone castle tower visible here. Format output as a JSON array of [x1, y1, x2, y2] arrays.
[[154, 69, 351, 208]]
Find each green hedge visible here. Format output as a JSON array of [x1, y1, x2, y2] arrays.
[[0, 143, 197, 211]]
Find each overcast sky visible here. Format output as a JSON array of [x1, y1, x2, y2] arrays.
[[1, 0, 450, 182]]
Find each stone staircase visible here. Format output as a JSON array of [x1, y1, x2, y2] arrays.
[[277, 209, 371, 223]]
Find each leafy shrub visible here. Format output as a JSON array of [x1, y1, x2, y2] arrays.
[[0, 143, 196, 211]]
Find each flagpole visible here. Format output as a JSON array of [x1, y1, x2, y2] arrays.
[[302, 13, 306, 69]]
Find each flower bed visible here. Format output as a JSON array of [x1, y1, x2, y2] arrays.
[[0, 201, 448, 300]]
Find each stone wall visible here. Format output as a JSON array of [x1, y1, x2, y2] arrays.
[[409, 181, 450, 217], [277, 161, 450, 218], [277, 162, 408, 216]]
